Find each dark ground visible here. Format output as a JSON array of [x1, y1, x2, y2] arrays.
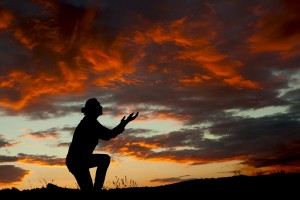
[[1, 172, 299, 199]]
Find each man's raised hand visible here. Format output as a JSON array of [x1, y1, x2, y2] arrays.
[[121, 111, 139, 125]]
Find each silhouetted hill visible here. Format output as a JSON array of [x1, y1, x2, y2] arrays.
[[1, 173, 299, 198]]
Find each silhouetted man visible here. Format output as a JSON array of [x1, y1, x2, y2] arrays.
[[66, 98, 138, 191]]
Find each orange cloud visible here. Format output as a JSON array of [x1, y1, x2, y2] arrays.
[[156, 112, 192, 122], [134, 17, 213, 48], [0, 64, 87, 110], [118, 141, 159, 155], [18, 156, 65, 166], [178, 48, 261, 89], [134, 16, 261, 89], [224, 75, 261, 89], [179, 74, 211, 85], [80, 42, 139, 87], [147, 18, 194, 46]]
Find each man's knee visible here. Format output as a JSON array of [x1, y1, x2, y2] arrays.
[[98, 154, 110, 168], [103, 154, 111, 164]]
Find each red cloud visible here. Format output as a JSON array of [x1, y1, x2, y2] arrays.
[[0, 6, 13, 29], [248, 0, 300, 58]]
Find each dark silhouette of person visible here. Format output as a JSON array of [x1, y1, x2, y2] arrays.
[[66, 98, 139, 192]]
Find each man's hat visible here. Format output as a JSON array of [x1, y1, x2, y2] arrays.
[[81, 98, 100, 114]]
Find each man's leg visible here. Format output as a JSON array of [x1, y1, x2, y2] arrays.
[[89, 154, 111, 190], [73, 168, 94, 191]]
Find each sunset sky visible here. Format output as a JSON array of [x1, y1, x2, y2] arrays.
[[0, 0, 299, 190]]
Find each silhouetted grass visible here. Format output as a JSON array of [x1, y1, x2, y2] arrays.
[[109, 175, 138, 189], [1, 172, 299, 198]]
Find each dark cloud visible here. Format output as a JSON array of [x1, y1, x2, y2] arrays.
[[0, 135, 20, 148], [0, 135, 12, 148], [20, 128, 61, 140], [242, 139, 300, 169], [0, 165, 30, 184], [248, 0, 300, 57], [17, 153, 65, 166], [0, 155, 19, 163], [57, 142, 70, 147], [0, 153, 65, 166]]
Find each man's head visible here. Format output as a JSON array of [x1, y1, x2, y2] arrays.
[[81, 98, 103, 116]]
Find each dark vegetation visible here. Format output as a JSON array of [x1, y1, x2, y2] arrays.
[[1, 172, 299, 198]]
